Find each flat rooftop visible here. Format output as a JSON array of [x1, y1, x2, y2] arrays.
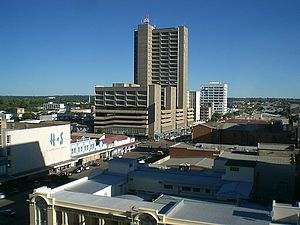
[[155, 195, 270, 225], [159, 157, 215, 169], [129, 167, 222, 188], [6, 121, 69, 130], [39, 166, 271, 225], [219, 151, 292, 165], [49, 187, 270, 225], [52, 190, 165, 212], [170, 142, 219, 152], [66, 174, 126, 194]]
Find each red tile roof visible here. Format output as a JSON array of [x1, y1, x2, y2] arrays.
[[103, 134, 129, 144]]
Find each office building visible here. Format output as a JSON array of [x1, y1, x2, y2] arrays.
[[134, 17, 188, 112], [95, 83, 193, 139], [200, 102, 214, 121], [200, 82, 228, 115], [95, 18, 193, 139], [187, 91, 200, 121]]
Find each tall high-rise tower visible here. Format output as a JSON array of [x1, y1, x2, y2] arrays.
[[134, 17, 188, 111], [94, 18, 192, 139]]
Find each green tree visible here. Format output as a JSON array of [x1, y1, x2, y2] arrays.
[[211, 113, 222, 122]]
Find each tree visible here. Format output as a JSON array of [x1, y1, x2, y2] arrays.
[[211, 113, 222, 122], [21, 112, 35, 120]]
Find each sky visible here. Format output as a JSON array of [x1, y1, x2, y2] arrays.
[[0, 0, 299, 98]]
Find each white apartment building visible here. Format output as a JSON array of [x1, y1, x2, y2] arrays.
[[200, 82, 228, 115], [187, 91, 200, 121], [43, 102, 65, 111]]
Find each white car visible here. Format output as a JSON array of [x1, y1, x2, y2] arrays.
[[0, 192, 6, 199]]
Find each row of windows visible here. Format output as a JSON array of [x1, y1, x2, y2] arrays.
[[163, 184, 211, 193], [96, 91, 147, 96], [152, 52, 178, 56], [71, 143, 95, 155], [152, 43, 178, 48], [230, 167, 240, 172], [96, 101, 147, 107], [97, 96, 147, 101]]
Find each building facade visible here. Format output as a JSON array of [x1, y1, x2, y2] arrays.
[[200, 82, 228, 115], [43, 102, 65, 111], [1, 121, 71, 176], [187, 91, 200, 121], [134, 17, 188, 113], [95, 18, 193, 139], [199, 102, 214, 121]]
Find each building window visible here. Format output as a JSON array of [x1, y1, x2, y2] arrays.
[[7, 147, 11, 156], [205, 189, 211, 194], [230, 167, 240, 172], [164, 184, 173, 189], [7, 160, 11, 168], [193, 188, 201, 192], [6, 135, 11, 144], [182, 186, 191, 192]]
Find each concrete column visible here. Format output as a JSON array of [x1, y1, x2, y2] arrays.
[[99, 218, 105, 225], [29, 202, 36, 225], [62, 211, 69, 225], [79, 214, 86, 225], [47, 206, 56, 225]]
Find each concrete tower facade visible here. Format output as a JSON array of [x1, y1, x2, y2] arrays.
[[134, 18, 188, 118]]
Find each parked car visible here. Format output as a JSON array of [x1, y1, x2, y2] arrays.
[[0, 193, 5, 199], [0, 209, 16, 217], [90, 162, 100, 166]]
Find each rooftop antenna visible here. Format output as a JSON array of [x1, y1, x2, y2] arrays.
[[143, 15, 150, 24]]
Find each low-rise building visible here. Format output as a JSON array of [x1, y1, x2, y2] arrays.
[[29, 159, 271, 225], [153, 141, 297, 203], [0, 121, 73, 178], [43, 102, 65, 111], [192, 119, 295, 146], [70, 133, 138, 164]]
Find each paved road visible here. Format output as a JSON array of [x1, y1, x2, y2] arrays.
[[0, 190, 30, 225]]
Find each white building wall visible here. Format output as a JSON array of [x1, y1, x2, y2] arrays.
[[195, 91, 201, 121], [272, 201, 300, 224], [200, 82, 228, 115], [93, 186, 112, 197], [108, 161, 137, 175], [3, 124, 71, 175], [222, 166, 254, 183], [71, 138, 97, 157], [43, 102, 65, 110], [39, 114, 57, 121]]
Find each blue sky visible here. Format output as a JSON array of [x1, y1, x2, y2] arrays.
[[0, 0, 299, 97]]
